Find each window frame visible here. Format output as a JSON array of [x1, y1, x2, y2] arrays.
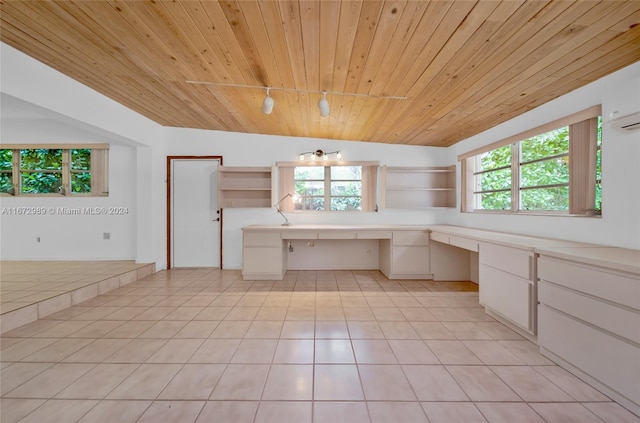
[[460, 106, 602, 216], [277, 160, 378, 213], [0, 144, 109, 197]]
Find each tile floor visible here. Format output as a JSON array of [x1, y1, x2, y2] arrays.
[[1, 268, 639, 423]]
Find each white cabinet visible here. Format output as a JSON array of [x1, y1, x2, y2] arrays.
[[218, 166, 274, 208], [381, 231, 430, 279], [538, 255, 640, 416], [479, 243, 536, 336], [242, 231, 285, 280], [380, 166, 456, 209]]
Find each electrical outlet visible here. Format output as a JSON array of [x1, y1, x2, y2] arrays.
[[103, 232, 110, 240], [307, 240, 315, 247], [288, 242, 293, 252]]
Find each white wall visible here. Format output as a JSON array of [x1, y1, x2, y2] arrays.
[[164, 129, 456, 268], [449, 62, 640, 249]]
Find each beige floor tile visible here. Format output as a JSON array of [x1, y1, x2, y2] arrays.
[[262, 364, 313, 400], [379, 321, 421, 339], [98, 307, 148, 321], [104, 339, 167, 363], [21, 338, 93, 362], [77, 399, 151, 423], [344, 307, 376, 321], [582, 402, 640, 423], [209, 364, 270, 400], [173, 320, 219, 338], [17, 399, 99, 423], [443, 322, 493, 339], [498, 340, 554, 365], [315, 339, 355, 363], [189, 338, 241, 363], [400, 308, 437, 321], [475, 322, 524, 340], [210, 295, 243, 307], [181, 295, 217, 307], [352, 340, 398, 364], [67, 320, 125, 338], [254, 401, 312, 423], [491, 365, 574, 402], [63, 338, 130, 362], [429, 308, 467, 321], [0, 362, 53, 395], [314, 402, 370, 423], [358, 364, 416, 401], [193, 306, 232, 320], [146, 338, 204, 363], [139, 321, 188, 338], [372, 307, 406, 321], [529, 402, 604, 423], [388, 340, 439, 364], [32, 320, 92, 338], [273, 339, 314, 363], [224, 306, 260, 320], [195, 400, 258, 423], [137, 400, 205, 423], [475, 402, 546, 423], [403, 364, 469, 401], [106, 363, 181, 399], [410, 322, 457, 340], [55, 363, 138, 399], [244, 321, 283, 338], [315, 321, 349, 339], [6, 363, 95, 398], [236, 295, 267, 307], [158, 364, 225, 400], [162, 306, 205, 321], [285, 307, 316, 321], [209, 320, 251, 338], [347, 321, 385, 339], [426, 340, 483, 365], [254, 307, 287, 321], [130, 306, 177, 321], [340, 296, 369, 307], [231, 339, 277, 363], [366, 297, 396, 307], [101, 320, 155, 338], [533, 365, 611, 401], [315, 307, 345, 321], [447, 365, 520, 401], [462, 340, 525, 365], [368, 401, 429, 423], [280, 321, 315, 339], [314, 364, 364, 400], [421, 402, 487, 423], [0, 398, 47, 423]]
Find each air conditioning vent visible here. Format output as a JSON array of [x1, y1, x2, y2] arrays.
[[610, 111, 640, 131]]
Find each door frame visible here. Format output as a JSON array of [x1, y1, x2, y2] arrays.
[[166, 155, 223, 269]]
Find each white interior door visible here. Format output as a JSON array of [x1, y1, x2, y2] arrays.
[[171, 159, 220, 267]]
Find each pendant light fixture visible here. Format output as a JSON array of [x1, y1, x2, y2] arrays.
[[318, 91, 330, 117], [261, 87, 274, 115]]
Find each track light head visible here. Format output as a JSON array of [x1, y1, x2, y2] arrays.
[[318, 91, 330, 117], [261, 88, 274, 114]]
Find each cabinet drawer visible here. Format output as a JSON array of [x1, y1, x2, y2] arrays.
[[393, 231, 429, 246], [449, 235, 479, 252], [430, 232, 450, 244], [538, 256, 639, 309], [357, 231, 392, 239], [539, 304, 640, 405], [283, 232, 318, 240], [318, 231, 356, 239], [539, 280, 640, 343], [481, 243, 533, 280], [479, 264, 532, 331], [244, 231, 281, 247]]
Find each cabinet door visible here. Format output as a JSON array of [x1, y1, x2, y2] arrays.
[[479, 264, 532, 331], [243, 247, 282, 275], [392, 246, 429, 274]]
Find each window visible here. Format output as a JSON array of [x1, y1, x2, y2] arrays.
[[278, 161, 378, 212], [0, 144, 109, 196], [460, 106, 601, 215], [294, 165, 362, 211]]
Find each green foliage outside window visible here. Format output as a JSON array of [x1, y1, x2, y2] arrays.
[[21, 149, 63, 194], [0, 149, 12, 193], [71, 149, 91, 193], [294, 166, 362, 211]]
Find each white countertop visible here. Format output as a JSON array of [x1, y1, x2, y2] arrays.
[[242, 224, 430, 231]]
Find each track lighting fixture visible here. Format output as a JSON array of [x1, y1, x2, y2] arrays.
[[261, 87, 274, 115], [318, 91, 330, 117], [298, 149, 342, 161]]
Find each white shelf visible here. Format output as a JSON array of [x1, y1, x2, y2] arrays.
[[381, 165, 456, 209], [218, 166, 274, 208]]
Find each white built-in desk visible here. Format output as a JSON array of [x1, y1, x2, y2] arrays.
[[241, 224, 431, 280]]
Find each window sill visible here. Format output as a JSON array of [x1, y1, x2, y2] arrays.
[[464, 210, 602, 218]]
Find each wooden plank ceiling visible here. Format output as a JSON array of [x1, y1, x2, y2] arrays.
[[1, 1, 639, 147]]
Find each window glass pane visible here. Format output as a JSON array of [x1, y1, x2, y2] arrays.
[[479, 145, 511, 171], [331, 166, 361, 180], [294, 166, 323, 179], [595, 117, 602, 211], [331, 197, 361, 211], [520, 156, 568, 188], [0, 173, 12, 193], [295, 180, 324, 196], [475, 191, 511, 210], [20, 149, 62, 170], [296, 197, 324, 211], [477, 168, 511, 191], [521, 186, 568, 211], [520, 127, 568, 163], [71, 149, 91, 170], [71, 172, 91, 194], [0, 150, 12, 193], [0, 149, 12, 171], [21, 172, 62, 194]]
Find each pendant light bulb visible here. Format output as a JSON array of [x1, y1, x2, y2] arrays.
[[318, 91, 330, 117], [299, 154, 305, 160], [261, 88, 274, 115], [336, 151, 342, 159]]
